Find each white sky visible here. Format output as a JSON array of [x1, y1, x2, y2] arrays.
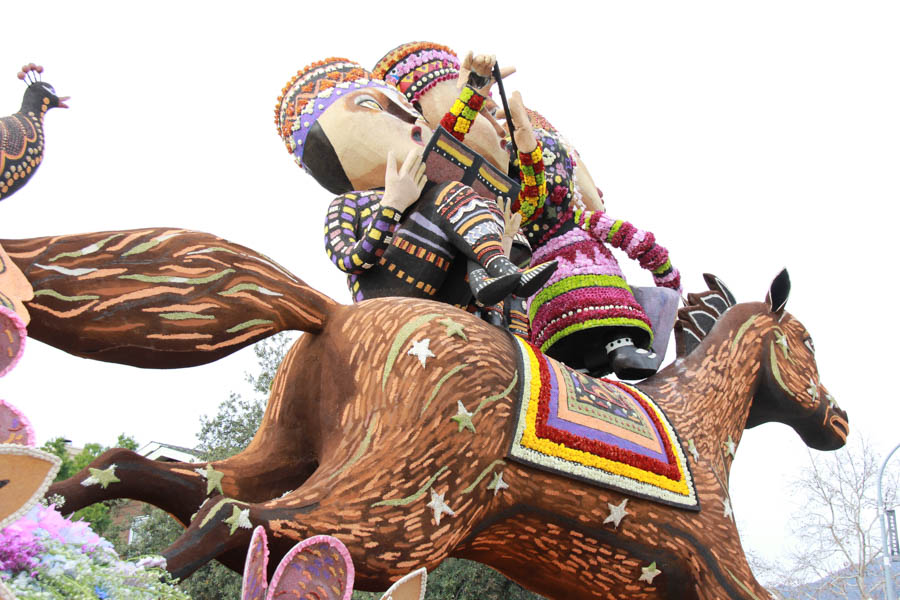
[[1, 0, 898, 573]]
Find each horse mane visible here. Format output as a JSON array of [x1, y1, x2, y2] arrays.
[[674, 273, 737, 358]]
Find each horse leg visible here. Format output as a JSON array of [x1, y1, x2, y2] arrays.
[[690, 543, 769, 600], [159, 403, 495, 591], [47, 436, 316, 528], [48, 449, 213, 525], [49, 333, 327, 520]]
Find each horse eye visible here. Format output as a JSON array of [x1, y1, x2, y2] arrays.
[[354, 95, 382, 111], [805, 338, 815, 354]]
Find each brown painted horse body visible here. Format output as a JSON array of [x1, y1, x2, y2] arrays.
[[49, 267, 848, 599]]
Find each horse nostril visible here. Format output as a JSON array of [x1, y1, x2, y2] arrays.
[[829, 415, 849, 440]]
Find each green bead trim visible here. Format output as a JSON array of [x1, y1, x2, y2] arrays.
[[769, 341, 794, 397], [32, 289, 100, 302], [731, 315, 758, 351], [461, 459, 506, 494], [652, 258, 672, 275], [606, 220, 623, 242], [49, 233, 123, 262], [529, 274, 632, 321], [422, 363, 469, 415]]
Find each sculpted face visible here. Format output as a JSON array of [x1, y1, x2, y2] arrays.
[[415, 79, 509, 171], [316, 88, 431, 191]]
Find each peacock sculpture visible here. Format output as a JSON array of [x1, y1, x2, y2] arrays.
[[0, 64, 68, 201]]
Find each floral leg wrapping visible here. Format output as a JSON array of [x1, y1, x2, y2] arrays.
[[528, 227, 653, 370]]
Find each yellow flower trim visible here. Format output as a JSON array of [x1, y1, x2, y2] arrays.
[[517, 341, 692, 497]]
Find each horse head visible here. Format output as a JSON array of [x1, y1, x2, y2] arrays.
[[675, 270, 849, 451], [746, 269, 849, 450]]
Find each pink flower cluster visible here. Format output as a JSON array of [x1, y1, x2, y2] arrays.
[[391, 49, 459, 81], [0, 503, 111, 565]]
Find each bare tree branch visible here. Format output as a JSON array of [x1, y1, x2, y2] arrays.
[[749, 436, 899, 598]]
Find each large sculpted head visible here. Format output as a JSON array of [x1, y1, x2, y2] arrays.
[[372, 43, 509, 171], [276, 58, 430, 194]]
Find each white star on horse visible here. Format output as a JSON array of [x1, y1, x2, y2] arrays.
[[408, 338, 436, 368]]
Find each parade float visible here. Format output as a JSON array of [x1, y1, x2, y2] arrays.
[[0, 50, 849, 599]]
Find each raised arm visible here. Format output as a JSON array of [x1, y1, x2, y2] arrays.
[[501, 91, 549, 224], [440, 53, 502, 142], [574, 209, 682, 292], [324, 191, 401, 274], [325, 149, 426, 274]]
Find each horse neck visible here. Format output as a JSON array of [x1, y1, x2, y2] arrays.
[[658, 303, 773, 475]]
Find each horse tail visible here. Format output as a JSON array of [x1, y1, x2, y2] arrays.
[[1, 228, 339, 368]]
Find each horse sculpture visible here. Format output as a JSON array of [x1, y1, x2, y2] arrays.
[[38, 228, 846, 599]]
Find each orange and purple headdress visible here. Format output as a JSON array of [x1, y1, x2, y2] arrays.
[[275, 58, 394, 171], [372, 42, 460, 106]]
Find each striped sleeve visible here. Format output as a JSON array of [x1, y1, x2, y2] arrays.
[[324, 191, 402, 275]]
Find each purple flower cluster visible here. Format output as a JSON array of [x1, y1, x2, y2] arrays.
[[0, 502, 113, 582], [0, 525, 43, 575]]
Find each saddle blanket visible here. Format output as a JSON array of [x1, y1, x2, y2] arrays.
[[508, 336, 698, 509]]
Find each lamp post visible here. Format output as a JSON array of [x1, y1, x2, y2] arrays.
[[880, 442, 900, 600]]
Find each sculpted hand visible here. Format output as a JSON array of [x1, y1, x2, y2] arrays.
[[500, 196, 522, 257], [497, 91, 537, 153], [381, 149, 427, 213], [457, 52, 515, 95]]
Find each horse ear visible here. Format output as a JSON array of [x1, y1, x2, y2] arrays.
[[241, 526, 270, 600], [765, 269, 791, 313]]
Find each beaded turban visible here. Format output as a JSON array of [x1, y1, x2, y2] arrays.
[[275, 58, 393, 171], [372, 42, 460, 106]]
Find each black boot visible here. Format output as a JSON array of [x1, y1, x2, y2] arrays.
[[516, 261, 557, 297], [606, 337, 658, 380], [468, 264, 520, 306], [484, 256, 558, 299]]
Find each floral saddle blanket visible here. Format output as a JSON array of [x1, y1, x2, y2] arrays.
[[507, 336, 698, 509]]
